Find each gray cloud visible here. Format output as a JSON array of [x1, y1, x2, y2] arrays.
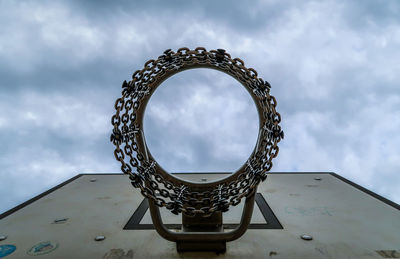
[[144, 69, 259, 172], [1, 0, 400, 213]]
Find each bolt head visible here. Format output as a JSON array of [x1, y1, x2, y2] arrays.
[[90, 178, 97, 182], [301, 234, 313, 241], [94, 235, 105, 241], [314, 177, 322, 181], [0, 235, 7, 241]]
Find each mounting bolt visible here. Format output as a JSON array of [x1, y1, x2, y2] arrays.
[[314, 177, 322, 181], [94, 235, 105, 241], [301, 234, 313, 241], [90, 178, 97, 182], [0, 235, 7, 241]]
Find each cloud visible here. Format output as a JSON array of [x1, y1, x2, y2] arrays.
[[1, 0, 400, 213], [144, 69, 259, 172]]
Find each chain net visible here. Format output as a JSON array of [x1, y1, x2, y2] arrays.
[[111, 47, 283, 217]]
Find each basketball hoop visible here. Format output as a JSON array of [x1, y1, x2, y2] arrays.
[[111, 47, 283, 252]]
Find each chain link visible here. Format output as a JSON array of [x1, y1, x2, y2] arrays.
[[111, 47, 283, 217]]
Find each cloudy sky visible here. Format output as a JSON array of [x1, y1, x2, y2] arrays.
[[1, 0, 399, 213]]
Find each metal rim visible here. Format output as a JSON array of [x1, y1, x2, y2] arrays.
[[111, 47, 283, 215], [139, 66, 264, 187]]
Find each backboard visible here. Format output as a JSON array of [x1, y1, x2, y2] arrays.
[[0, 173, 399, 258]]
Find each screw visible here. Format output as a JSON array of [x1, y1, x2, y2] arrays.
[[90, 178, 97, 182], [0, 235, 7, 241], [301, 234, 313, 241], [314, 177, 322, 181], [94, 235, 105, 241]]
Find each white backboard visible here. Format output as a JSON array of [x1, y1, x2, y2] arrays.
[[0, 173, 399, 258]]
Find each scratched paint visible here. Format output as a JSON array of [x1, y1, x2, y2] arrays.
[[284, 206, 334, 216], [103, 249, 134, 259], [376, 250, 400, 258]]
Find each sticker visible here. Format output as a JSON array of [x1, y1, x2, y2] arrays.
[[0, 245, 16, 258], [27, 241, 58, 256]]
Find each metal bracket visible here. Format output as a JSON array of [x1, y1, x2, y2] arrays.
[[148, 188, 257, 253]]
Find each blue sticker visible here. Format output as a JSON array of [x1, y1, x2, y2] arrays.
[[27, 241, 58, 256], [0, 245, 16, 258]]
